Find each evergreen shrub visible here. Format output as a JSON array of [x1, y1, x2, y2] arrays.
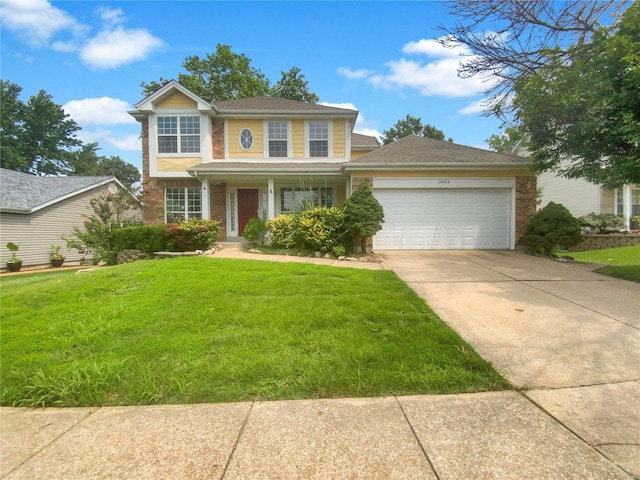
[[519, 202, 584, 255]]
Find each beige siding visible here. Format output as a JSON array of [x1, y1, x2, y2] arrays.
[[350, 150, 372, 161], [600, 189, 616, 214], [0, 186, 141, 268], [333, 119, 346, 158], [292, 120, 305, 158], [156, 157, 202, 172], [157, 91, 197, 109], [227, 119, 265, 158]]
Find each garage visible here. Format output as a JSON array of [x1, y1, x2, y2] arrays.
[[372, 178, 514, 250]]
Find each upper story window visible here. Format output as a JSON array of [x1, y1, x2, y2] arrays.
[[308, 121, 329, 157], [240, 128, 253, 150], [268, 121, 288, 157], [157, 116, 200, 154]]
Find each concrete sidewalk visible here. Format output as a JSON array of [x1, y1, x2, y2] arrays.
[[2, 250, 638, 479]]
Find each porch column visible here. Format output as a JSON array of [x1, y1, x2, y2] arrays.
[[268, 178, 276, 219], [622, 184, 632, 230], [201, 178, 210, 220]]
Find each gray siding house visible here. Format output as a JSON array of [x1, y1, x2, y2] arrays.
[[0, 169, 136, 269]]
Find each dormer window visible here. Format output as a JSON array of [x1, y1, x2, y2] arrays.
[[158, 115, 200, 153]]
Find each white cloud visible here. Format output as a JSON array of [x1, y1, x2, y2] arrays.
[[337, 67, 374, 80], [458, 100, 487, 115], [319, 101, 358, 111], [63, 97, 136, 126], [340, 37, 496, 98], [80, 26, 164, 69], [353, 127, 382, 142], [97, 6, 125, 26], [402, 38, 467, 58], [78, 129, 141, 152], [0, 0, 88, 47]]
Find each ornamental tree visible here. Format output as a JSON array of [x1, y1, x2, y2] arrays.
[[343, 183, 385, 253]]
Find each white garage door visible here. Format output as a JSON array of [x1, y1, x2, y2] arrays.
[[373, 188, 512, 250]]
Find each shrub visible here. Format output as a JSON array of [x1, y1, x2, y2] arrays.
[[343, 183, 384, 253], [519, 202, 584, 255], [578, 213, 626, 233], [166, 219, 220, 251], [266, 214, 296, 248], [111, 225, 169, 254], [243, 218, 267, 245], [294, 207, 350, 253]]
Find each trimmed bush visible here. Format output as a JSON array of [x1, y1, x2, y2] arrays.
[[519, 202, 584, 255], [294, 207, 350, 254], [578, 213, 626, 233], [343, 183, 384, 253], [166, 219, 220, 251], [266, 214, 296, 248], [243, 217, 267, 245], [111, 225, 169, 254]]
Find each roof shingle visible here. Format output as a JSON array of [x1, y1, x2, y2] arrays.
[[212, 97, 357, 115], [0, 168, 115, 213]]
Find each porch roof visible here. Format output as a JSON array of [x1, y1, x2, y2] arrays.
[[186, 162, 346, 181]]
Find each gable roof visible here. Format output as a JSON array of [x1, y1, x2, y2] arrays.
[[0, 168, 120, 214], [346, 135, 531, 169], [211, 96, 358, 117], [131, 80, 212, 120]]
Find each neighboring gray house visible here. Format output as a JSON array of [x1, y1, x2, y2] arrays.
[[0, 169, 137, 268]]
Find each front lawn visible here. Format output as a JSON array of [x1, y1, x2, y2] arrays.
[[569, 244, 640, 282], [0, 257, 509, 407]]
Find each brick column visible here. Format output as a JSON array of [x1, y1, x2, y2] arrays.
[[515, 176, 537, 242]]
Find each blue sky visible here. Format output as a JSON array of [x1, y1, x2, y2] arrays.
[[1, 0, 505, 171]]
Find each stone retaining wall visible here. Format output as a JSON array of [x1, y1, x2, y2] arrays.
[[570, 234, 640, 252], [117, 249, 153, 264]]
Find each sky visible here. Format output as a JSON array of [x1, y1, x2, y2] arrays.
[[1, 0, 506, 172]]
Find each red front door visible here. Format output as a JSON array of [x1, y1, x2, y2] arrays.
[[238, 189, 259, 236]]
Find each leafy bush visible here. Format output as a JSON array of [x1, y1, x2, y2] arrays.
[[519, 202, 584, 255], [578, 213, 626, 233], [294, 207, 350, 253], [111, 225, 169, 254], [343, 183, 384, 253], [166, 219, 220, 251], [243, 217, 267, 244], [266, 214, 296, 248]]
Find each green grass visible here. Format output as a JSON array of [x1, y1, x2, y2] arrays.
[[569, 244, 640, 282], [0, 257, 509, 407]]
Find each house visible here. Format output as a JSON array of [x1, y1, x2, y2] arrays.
[[513, 145, 639, 229], [130, 81, 536, 250], [0, 169, 136, 268]]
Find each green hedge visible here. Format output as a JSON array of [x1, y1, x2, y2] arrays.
[[111, 225, 169, 254]]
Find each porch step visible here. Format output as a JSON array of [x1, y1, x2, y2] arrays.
[[217, 241, 251, 250]]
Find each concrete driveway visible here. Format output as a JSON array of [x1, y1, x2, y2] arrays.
[[378, 250, 640, 477]]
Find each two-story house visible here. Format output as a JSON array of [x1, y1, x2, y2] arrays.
[[130, 80, 536, 250]]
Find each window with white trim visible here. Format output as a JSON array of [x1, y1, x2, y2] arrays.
[[280, 187, 334, 213], [616, 188, 640, 216], [165, 187, 202, 222], [157, 116, 200, 153], [308, 121, 329, 157], [268, 121, 288, 157]]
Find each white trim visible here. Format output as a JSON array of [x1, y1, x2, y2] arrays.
[[239, 128, 254, 151], [227, 188, 238, 237], [276, 183, 337, 215], [201, 178, 210, 219], [268, 179, 275, 219], [345, 120, 352, 160], [373, 177, 516, 189]]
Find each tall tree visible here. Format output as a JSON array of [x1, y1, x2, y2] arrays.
[[381, 115, 450, 145], [68, 143, 141, 189], [141, 44, 270, 102], [513, 1, 640, 188], [270, 67, 319, 103], [0, 80, 25, 171], [437, 0, 622, 118], [0, 84, 82, 175], [485, 126, 523, 153]]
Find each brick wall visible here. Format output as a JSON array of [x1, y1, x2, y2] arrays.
[[351, 177, 373, 191], [570, 234, 640, 252], [515, 176, 537, 242], [210, 183, 227, 240], [142, 178, 201, 224], [213, 120, 225, 159]]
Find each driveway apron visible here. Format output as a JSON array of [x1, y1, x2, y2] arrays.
[[379, 250, 640, 477]]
